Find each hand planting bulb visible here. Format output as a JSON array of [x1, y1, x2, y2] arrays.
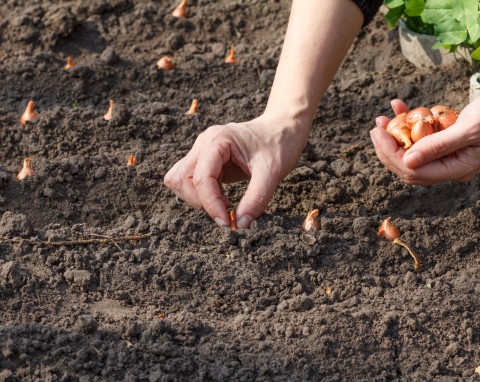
[[17, 157, 34, 180]]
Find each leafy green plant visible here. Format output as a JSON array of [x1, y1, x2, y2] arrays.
[[422, 0, 480, 66], [384, 0, 480, 68], [384, 0, 434, 35]]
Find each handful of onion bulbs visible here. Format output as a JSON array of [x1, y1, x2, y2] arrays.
[[386, 105, 458, 149]]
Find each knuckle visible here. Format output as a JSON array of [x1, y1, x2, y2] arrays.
[[202, 198, 219, 213], [164, 171, 181, 191], [201, 124, 224, 138], [401, 172, 420, 185], [163, 172, 173, 188], [192, 173, 206, 188], [428, 140, 449, 158], [248, 193, 270, 211]]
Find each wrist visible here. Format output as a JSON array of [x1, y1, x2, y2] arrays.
[[262, 102, 313, 137]]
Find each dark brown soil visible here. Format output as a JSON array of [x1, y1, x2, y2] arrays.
[[1, 1, 479, 381]]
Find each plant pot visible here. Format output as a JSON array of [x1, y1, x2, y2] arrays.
[[470, 72, 480, 102], [398, 20, 470, 69]]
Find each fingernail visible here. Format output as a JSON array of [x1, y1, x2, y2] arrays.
[[237, 215, 253, 229], [375, 117, 382, 127], [214, 217, 228, 227], [404, 151, 422, 168]]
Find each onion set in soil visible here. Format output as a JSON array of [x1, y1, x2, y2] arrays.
[[17, 157, 34, 180], [20, 100, 37, 126], [104, 99, 115, 121], [157, 56, 174, 71], [225, 46, 237, 64], [186, 99, 199, 115], [378, 217, 421, 270], [301, 209, 320, 245], [228, 209, 238, 231], [127, 154, 137, 166], [64, 56, 75, 70], [172, 0, 188, 18]]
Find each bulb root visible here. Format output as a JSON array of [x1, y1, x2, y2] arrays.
[[393, 238, 422, 270]]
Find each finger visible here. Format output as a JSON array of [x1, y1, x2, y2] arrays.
[[399, 156, 465, 184], [370, 126, 406, 174], [374, 116, 391, 130], [403, 123, 472, 169], [390, 99, 409, 116], [193, 145, 230, 226], [235, 169, 278, 229], [164, 154, 204, 210]]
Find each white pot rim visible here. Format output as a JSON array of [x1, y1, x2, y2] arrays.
[[471, 72, 480, 89]]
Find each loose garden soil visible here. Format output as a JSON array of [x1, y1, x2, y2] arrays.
[[0, 1, 479, 381]]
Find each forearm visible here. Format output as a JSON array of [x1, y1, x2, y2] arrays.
[[264, 0, 363, 130]]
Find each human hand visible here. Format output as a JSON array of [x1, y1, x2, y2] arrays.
[[370, 98, 480, 185], [164, 114, 310, 228]]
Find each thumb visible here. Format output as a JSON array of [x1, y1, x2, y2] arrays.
[[403, 124, 466, 168], [235, 171, 278, 228]]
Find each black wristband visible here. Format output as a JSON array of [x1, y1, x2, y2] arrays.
[[350, 0, 383, 27]]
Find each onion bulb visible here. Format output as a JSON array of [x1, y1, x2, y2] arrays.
[[20, 100, 37, 126], [410, 119, 434, 143], [17, 158, 34, 180], [377, 217, 400, 242]]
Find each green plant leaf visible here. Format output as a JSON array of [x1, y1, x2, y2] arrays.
[[405, 0, 425, 16], [434, 18, 468, 45], [385, 6, 406, 28], [385, 0, 406, 9], [452, 0, 480, 43], [472, 46, 480, 60], [422, 0, 456, 25]]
